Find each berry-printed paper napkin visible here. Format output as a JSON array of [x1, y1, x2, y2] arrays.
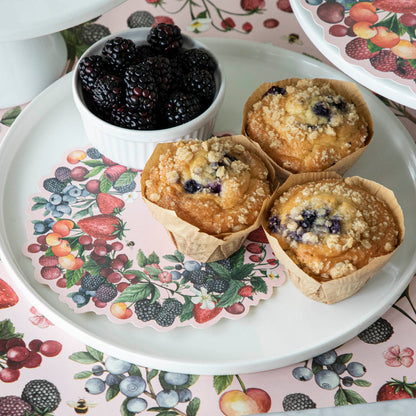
[[23, 146, 286, 331], [300, 0, 416, 94]]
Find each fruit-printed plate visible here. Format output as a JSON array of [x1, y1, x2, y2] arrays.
[[1, 39, 416, 375], [290, 0, 416, 110]]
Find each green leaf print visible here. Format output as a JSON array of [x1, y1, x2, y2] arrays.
[[343, 389, 367, 404], [334, 387, 348, 406], [214, 375, 234, 394], [0, 319, 23, 340], [69, 351, 100, 364], [86, 345, 104, 362], [186, 397, 201, 416], [74, 371, 93, 379], [1, 106, 21, 127], [115, 283, 153, 303]]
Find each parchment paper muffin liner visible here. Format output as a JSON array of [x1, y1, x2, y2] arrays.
[[262, 172, 404, 304], [141, 135, 278, 262], [242, 78, 374, 181]]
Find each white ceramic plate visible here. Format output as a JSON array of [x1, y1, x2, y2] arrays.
[[0, 39, 415, 375], [0, 0, 126, 40], [290, 0, 416, 110]]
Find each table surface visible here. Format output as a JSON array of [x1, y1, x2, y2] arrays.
[[1, 1, 416, 415]]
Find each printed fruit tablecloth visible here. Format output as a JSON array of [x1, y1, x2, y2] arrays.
[[1, 1, 416, 415]]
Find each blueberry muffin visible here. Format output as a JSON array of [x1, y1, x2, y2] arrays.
[[243, 78, 373, 174], [142, 135, 275, 236], [267, 177, 400, 281]]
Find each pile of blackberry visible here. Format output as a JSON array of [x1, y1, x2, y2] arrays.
[[134, 298, 183, 327], [78, 23, 218, 130]]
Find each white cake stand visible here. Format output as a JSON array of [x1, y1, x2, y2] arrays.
[[0, 0, 126, 108]]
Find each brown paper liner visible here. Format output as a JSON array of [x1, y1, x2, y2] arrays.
[[141, 135, 279, 262], [261, 172, 405, 304], [241, 78, 374, 181]]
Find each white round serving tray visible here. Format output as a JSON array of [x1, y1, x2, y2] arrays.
[[0, 39, 415, 375]]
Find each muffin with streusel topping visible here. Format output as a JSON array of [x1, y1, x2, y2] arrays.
[[243, 78, 373, 177], [141, 135, 277, 262], [263, 172, 403, 304]]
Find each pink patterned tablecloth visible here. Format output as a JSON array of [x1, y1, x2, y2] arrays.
[[1, 1, 416, 415]]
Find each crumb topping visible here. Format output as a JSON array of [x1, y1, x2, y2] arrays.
[[268, 179, 398, 281], [246, 79, 369, 172], [145, 137, 271, 234]]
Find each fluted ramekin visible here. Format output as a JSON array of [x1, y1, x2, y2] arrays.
[[72, 27, 225, 169]]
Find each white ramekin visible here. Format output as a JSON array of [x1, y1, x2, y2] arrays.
[[72, 27, 225, 170]]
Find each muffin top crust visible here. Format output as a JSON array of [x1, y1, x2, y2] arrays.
[[268, 179, 399, 281], [144, 136, 271, 235], [246, 79, 369, 173]]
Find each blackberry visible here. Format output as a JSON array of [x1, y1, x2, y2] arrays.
[[43, 177, 66, 194], [111, 106, 157, 130], [0, 396, 32, 416], [124, 63, 158, 112], [86, 147, 102, 159], [114, 181, 137, 193], [88, 101, 112, 123], [168, 49, 186, 91], [146, 55, 173, 98], [136, 44, 159, 61], [282, 393, 316, 411], [54, 166, 71, 182], [165, 91, 202, 126], [95, 284, 118, 303], [182, 48, 217, 73], [81, 273, 105, 291], [102, 37, 137, 75], [358, 318, 393, 344], [92, 75, 124, 109], [21, 379, 61, 413], [147, 23, 183, 53], [184, 69, 216, 102], [189, 270, 209, 285], [127, 11, 155, 28], [78, 55, 108, 92], [162, 298, 183, 316], [79, 23, 111, 46], [206, 258, 232, 274], [216, 258, 232, 271], [135, 299, 162, 321], [206, 278, 229, 293], [83, 88, 111, 119], [155, 308, 176, 327]]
